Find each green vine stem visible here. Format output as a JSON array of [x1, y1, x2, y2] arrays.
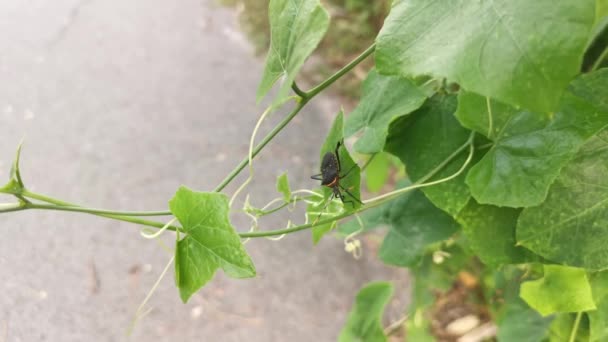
[[0, 43, 467, 241], [2, 130, 474, 239]]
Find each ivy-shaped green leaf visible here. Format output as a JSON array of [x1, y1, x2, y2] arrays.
[[344, 69, 427, 154], [460, 70, 608, 207], [256, 0, 329, 103], [376, 0, 595, 112], [385, 94, 473, 216], [380, 190, 459, 267], [170, 186, 256, 302], [456, 201, 536, 267], [276, 172, 291, 202], [517, 128, 608, 270], [310, 111, 362, 243], [339, 282, 393, 342], [520, 265, 596, 316]]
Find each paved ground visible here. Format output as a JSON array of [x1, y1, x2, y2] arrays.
[[0, 1, 408, 341]]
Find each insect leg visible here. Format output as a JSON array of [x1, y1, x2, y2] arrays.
[[310, 173, 323, 180], [334, 141, 342, 172], [338, 184, 363, 205]]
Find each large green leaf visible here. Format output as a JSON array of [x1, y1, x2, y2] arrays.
[[256, 0, 329, 103], [517, 129, 608, 270], [339, 282, 393, 342], [520, 265, 596, 316], [457, 201, 535, 267], [379, 190, 459, 267], [589, 271, 608, 341], [376, 0, 595, 112], [495, 268, 553, 342], [344, 69, 427, 154], [170, 186, 256, 302], [462, 70, 608, 207], [497, 297, 553, 341], [364, 152, 390, 193], [310, 111, 361, 243], [385, 95, 472, 216]]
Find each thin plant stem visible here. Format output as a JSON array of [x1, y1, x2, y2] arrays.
[[568, 312, 583, 342], [305, 44, 375, 98], [8, 132, 473, 239], [592, 46, 608, 72]]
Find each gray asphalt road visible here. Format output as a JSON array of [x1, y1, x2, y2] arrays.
[[0, 1, 408, 341]]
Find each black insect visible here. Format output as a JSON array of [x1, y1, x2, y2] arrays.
[[311, 140, 362, 215]]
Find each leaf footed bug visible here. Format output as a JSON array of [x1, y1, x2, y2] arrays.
[[311, 140, 362, 222]]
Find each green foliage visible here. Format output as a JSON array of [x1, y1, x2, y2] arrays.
[[379, 190, 459, 267], [520, 265, 596, 316], [587, 271, 608, 341], [344, 68, 427, 153], [257, 0, 329, 103], [385, 94, 473, 216], [457, 201, 534, 267], [497, 296, 553, 341], [517, 128, 608, 270], [339, 282, 393, 342], [461, 70, 608, 207], [375, 0, 596, 113], [170, 187, 256, 302]]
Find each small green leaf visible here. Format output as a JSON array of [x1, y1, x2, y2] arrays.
[[310, 111, 362, 243], [462, 70, 608, 207], [339, 282, 393, 342], [318, 111, 361, 210], [376, 0, 595, 112], [170, 186, 256, 303], [517, 129, 608, 270], [1, 142, 25, 194], [380, 190, 459, 267], [276, 172, 291, 202], [364, 152, 390, 193], [456, 201, 535, 267], [344, 69, 427, 153], [385, 95, 473, 216], [256, 0, 329, 103], [520, 265, 596, 316]]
